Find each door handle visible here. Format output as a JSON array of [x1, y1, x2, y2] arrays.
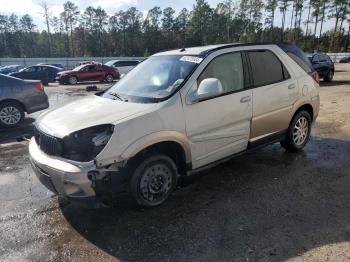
[[240, 96, 251, 103], [288, 84, 296, 89]]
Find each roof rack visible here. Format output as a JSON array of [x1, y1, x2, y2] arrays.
[[200, 41, 296, 56]]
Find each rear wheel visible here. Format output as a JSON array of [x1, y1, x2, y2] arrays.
[[0, 101, 24, 128], [68, 76, 78, 85], [324, 70, 334, 82], [130, 154, 178, 208], [105, 74, 114, 83], [280, 110, 312, 152]]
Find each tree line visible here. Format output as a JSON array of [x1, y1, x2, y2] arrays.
[[0, 0, 349, 58]]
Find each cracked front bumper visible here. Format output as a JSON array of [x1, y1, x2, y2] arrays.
[[29, 138, 97, 200]]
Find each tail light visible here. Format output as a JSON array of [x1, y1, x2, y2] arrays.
[[35, 82, 44, 91], [309, 71, 320, 84]]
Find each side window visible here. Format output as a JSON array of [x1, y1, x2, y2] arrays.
[[248, 50, 289, 87], [114, 61, 126, 67], [312, 55, 319, 63], [125, 61, 139, 66], [88, 65, 97, 71], [25, 67, 36, 72], [198, 52, 244, 94]]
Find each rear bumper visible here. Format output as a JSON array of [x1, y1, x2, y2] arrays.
[[26, 98, 49, 114], [29, 138, 98, 200]]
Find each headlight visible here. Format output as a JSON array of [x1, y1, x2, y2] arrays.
[[62, 124, 114, 162]]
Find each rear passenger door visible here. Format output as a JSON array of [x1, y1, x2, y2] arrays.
[[247, 49, 299, 140]]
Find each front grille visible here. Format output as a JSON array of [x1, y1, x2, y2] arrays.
[[34, 126, 63, 157]]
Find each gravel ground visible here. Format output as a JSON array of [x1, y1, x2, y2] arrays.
[[0, 67, 350, 262]]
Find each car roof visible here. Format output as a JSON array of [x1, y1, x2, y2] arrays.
[[153, 44, 233, 56], [30, 65, 61, 69], [152, 42, 298, 57]]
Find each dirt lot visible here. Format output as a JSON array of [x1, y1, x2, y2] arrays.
[[0, 66, 350, 262]]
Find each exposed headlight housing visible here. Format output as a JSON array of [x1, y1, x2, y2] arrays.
[[62, 124, 114, 162]]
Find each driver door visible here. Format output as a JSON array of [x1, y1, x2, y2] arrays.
[[183, 52, 253, 169]]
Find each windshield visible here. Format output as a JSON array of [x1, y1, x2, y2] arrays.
[[102, 55, 202, 103], [73, 65, 86, 71], [105, 61, 114, 66]]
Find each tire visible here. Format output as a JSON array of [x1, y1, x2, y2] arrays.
[[0, 101, 25, 128], [130, 154, 178, 208], [324, 70, 334, 82], [68, 76, 78, 85], [280, 110, 312, 152], [105, 74, 114, 83]]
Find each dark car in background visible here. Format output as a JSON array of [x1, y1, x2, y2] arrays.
[[9, 65, 63, 85], [56, 64, 119, 84], [308, 53, 334, 81], [0, 65, 24, 75], [0, 74, 49, 128], [339, 56, 350, 63]]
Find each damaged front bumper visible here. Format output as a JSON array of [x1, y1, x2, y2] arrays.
[[29, 138, 121, 207]]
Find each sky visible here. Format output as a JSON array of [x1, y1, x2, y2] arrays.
[[1, 0, 336, 34]]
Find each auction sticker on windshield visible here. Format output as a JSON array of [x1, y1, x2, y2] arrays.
[[180, 56, 203, 64]]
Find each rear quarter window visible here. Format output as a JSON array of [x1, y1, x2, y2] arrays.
[[277, 43, 314, 73]]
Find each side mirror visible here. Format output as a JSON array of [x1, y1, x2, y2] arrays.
[[191, 78, 223, 103]]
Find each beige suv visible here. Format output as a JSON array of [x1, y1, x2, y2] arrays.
[[29, 43, 319, 207]]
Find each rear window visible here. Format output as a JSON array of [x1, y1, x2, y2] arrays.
[[277, 43, 314, 73], [248, 50, 290, 87]]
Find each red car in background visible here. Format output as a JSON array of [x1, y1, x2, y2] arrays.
[[56, 64, 119, 85]]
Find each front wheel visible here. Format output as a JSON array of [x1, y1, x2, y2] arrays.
[[280, 110, 312, 152], [130, 154, 178, 208], [68, 76, 78, 85]]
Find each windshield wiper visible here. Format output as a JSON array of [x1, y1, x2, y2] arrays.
[[109, 92, 128, 102]]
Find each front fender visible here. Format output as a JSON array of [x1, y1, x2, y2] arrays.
[[120, 131, 192, 162]]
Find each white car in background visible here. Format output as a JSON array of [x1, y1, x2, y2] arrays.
[[105, 60, 141, 75]]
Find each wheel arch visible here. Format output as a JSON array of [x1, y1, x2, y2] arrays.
[[292, 103, 314, 122], [0, 99, 27, 112], [121, 132, 192, 175]]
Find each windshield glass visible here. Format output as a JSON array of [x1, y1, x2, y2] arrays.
[[105, 61, 114, 66], [72, 65, 86, 71], [102, 55, 202, 103]]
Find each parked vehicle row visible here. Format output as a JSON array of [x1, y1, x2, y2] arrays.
[[0, 59, 141, 85], [29, 43, 320, 208]]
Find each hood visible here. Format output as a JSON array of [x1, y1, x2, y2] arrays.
[[36, 95, 156, 138]]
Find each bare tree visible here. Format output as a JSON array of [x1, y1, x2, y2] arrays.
[[39, 1, 52, 56]]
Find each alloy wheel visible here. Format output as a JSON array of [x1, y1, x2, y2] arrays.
[[106, 75, 113, 82], [293, 116, 309, 146], [0, 106, 21, 125]]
